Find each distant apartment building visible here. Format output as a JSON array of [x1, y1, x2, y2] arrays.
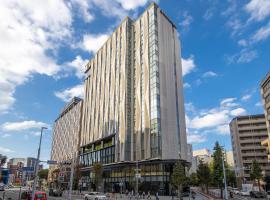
[[190, 148, 212, 174], [230, 114, 270, 187], [260, 71, 270, 160], [225, 150, 234, 167], [193, 148, 212, 164], [79, 3, 188, 194], [49, 97, 83, 183], [8, 158, 25, 166]]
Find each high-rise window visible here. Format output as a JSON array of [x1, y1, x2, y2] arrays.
[[149, 7, 161, 158]]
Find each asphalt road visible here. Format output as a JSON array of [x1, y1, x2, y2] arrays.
[[0, 189, 208, 200]]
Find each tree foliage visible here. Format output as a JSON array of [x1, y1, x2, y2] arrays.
[[190, 173, 199, 186], [197, 160, 211, 193], [250, 160, 263, 191], [38, 169, 49, 179], [92, 163, 103, 191], [212, 142, 225, 198], [171, 162, 188, 198], [0, 154, 7, 167]]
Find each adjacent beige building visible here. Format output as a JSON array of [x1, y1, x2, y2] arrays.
[[230, 114, 270, 186], [50, 97, 83, 164], [260, 71, 270, 161], [225, 150, 234, 167], [79, 3, 188, 194]]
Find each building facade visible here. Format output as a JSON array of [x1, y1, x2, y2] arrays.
[[260, 71, 270, 161], [79, 3, 188, 194], [225, 151, 234, 167], [230, 114, 270, 187], [51, 97, 83, 163]]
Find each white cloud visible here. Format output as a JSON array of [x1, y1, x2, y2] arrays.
[[1, 133, 11, 138], [81, 34, 109, 54], [187, 133, 206, 144], [0, 0, 72, 113], [2, 120, 49, 132], [116, 0, 151, 10], [0, 146, 14, 153], [188, 110, 230, 129], [71, 0, 94, 23], [238, 39, 248, 47], [230, 108, 246, 116], [245, 0, 270, 22], [181, 56, 196, 76], [215, 125, 230, 135], [65, 56, 89, 79], [186, 98, 246, 135], [220, 98, 238, 108], [55, 84, 84, 102], [241, 94, 252, 101], [179, 11, 193, 31], [202, 71, 217, 78], [255, 101, 263, 107], [252, 21, 270, 42], [227, 48, 258, 64], [183, 83, 191, 89]]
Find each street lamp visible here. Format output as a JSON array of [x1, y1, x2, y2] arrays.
[[31, 127, 48, 200]]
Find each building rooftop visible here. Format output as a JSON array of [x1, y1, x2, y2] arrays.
[[260, 71, 270, 87], [230, 113, 265, 123], [55, 97, 82, 122]]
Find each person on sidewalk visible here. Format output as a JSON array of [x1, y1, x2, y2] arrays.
[[147, 191, 151, 199], [155, 192, 159, 200]]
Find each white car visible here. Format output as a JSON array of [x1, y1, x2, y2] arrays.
[[232, 188, 240, 195], [0, 184, 5, 191], [240, 190, 250, 196], [266, 191, 270, 200], [84, 192, 108, 200]]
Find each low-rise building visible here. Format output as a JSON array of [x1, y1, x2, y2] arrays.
[[260, 71, 270, 161], [230, 114, 270, 187]]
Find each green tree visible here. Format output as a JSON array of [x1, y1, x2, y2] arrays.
[[226, 168, 236, 188], [190, 173, 199, 186], [0, 154, 7, 167], [212, 142, 224, 198], [38, 169, 49, 179], [250, 160, 263, 191], [197, 160, 211, 193], [171, 161, 188, 199], [92, 163, 103, 191]]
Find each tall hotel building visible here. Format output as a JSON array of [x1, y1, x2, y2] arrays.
[[80, 3, 188, 194], [261, 71, 270, 160], [230, 114, 270, 187]]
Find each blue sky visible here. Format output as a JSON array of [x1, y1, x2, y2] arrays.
[[0, 0, 270, 163]]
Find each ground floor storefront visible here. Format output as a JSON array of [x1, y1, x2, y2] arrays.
[[80, 159, 189, 195]]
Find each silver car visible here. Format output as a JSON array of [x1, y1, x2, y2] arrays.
[[84, 192, 108, 200]]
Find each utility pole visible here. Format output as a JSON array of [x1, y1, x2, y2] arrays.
[[68, 153, 75, 200], [222, 152, 228, 200], [32, 127, 47, 200]]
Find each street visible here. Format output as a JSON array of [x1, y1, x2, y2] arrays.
[[0, 188, 208, 200]]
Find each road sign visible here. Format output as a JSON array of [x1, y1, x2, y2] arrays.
[[22, 167, 34, 172], [47, 160, 57, 165]]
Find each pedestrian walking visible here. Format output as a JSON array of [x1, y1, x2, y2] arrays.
[[142, 191, 145, 199], [155, 192, 159, 200], [147, 191, 151, 199]]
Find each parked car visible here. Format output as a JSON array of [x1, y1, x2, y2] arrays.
[[266, 191, 270, 200], [250, 191, 266, 198], [0, 184, 5, 191], [84, 192, 108, 200], [231, 188, 240, 195], [240, 190, 250, 196], [49, 188, 62, 196], [21, 191, 47, 200]]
